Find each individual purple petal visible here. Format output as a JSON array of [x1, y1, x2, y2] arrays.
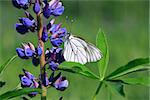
[[19, 75, 33, 87], [37, 46, 42, 56], [12, 0, 21, 9], [19, 0, 28, 5], [16, 23, 28, 34], [50, 24, 61, 34], [56, 48, 62, 53], [28, 42, 35, 51], [12, 0, 31, 10], [45, 76, 49, 86], [24, 48, 33, 57], [50, 38, 63, 47], [33, 0, 41, 14], [19, 18, 35, 28], [16, 48, 25, 58], [42, 27, 48, 42], [57, 28, 67, 38], [52, 6, 64, 16], [49, 61, 58, 71], [32, 56, 40, 66], [54, 76, 69, 91], [43, 3, 52, 19], [23, 69, 35, 80]]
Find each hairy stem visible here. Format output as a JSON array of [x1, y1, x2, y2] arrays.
[[92, 81, 103, 100], [37, 13, 47, 100]]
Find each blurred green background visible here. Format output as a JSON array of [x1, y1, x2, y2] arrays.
[[0, 0, 149, 100]]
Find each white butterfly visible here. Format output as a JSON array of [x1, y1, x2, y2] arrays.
[[63, 33, 102, 64]]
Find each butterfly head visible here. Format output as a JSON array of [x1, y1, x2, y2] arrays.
[[65, 32, 71, 40]]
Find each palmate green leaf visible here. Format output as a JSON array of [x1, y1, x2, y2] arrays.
[[0, 88, 41, 99], [118, 77, 150, 87], [106, 58, 149, 79], [0, 55, 17, 75], [105, 80, 125, 97], [59, 62, 99, 79], [96, 29, 109, 81]]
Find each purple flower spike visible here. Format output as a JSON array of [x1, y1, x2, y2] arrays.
[[33, 0, 41, 14], [49, 61, 59, 71]]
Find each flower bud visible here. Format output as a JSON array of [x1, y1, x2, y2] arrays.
[[33, 0, 41, 14]]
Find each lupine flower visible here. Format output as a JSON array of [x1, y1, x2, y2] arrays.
[[49, 23, 67, 47], [19, 69, 39, 97], [49, 61, 59, 71], [16, 43, 42, 61], [45, 47, 64, 71], [54, 76, 68, 91], [16, 12, 36, 34], [49, 72, 69, 91], [19, 18, 35, 28], [33, 0, 41, 14], [12, 0, 31, 10], [15, 23, 29, 34], [16, 43, 34, 59], [43, 0, 64, 19], [32, 46, 42, 66]]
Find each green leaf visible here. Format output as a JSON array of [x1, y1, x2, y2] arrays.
[[96, 29, 109, 81], [0, 81, 5, 88], [0, 55, 17, 75], [118, 77, 150, 87], [59, 62, 99, 79], [106, 58, 149, 79], [105, 80, 125, 97], [0, 88, 41, 99]]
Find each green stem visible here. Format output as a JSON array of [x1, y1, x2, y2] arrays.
[[93, 81, 103, 100], [37, 12, 46, 100]]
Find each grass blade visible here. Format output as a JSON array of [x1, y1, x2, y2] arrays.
[[0, 55, 18, 75]]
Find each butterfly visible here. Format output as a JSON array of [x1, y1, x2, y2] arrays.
[[63, 32, 102, 64]]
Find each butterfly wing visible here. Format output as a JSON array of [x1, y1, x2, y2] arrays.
[[64, 35, 87, 64], [63, 35, 102, 64]]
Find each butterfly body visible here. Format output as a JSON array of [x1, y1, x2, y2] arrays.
[[63, 32, 102, 64]]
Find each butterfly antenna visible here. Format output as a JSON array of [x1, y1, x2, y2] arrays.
[[65, 16, 75, 33]]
